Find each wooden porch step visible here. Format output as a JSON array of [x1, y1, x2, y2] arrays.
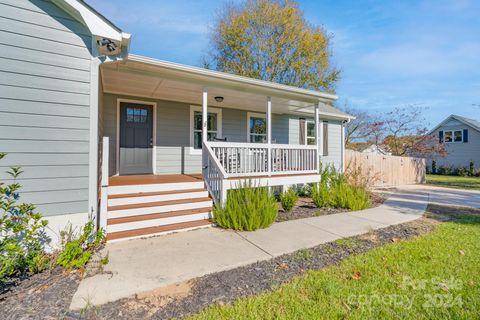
[[108, 188, 207, 199], [108, 197, 212, 211], [107, 207, 212, 225], [106, 219, 213, 241]]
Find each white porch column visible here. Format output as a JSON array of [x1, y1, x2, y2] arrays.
[[201, 87, 208, 171], [315, 103, 320, 171], [202, 87, 208, 143], [266, 96, 272, 176]]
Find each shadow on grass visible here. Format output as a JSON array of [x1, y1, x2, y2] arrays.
[[425, 204, 480, 225]]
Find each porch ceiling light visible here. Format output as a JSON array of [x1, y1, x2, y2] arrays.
[[214, 96, 224, 103]]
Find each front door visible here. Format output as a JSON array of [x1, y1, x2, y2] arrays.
[[119, 102, 154, 175]]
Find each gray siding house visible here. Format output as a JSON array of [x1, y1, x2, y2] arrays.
[[429, 115, 480, 171], [0, 0, 352, 244]]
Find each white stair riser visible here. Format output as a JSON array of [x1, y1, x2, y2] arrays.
[[109, 181, 205, 195], [107, 224, 213, 243], [108, 191, 208, 206], [107, 212, 211, 233], [108, 200, 213, 219]]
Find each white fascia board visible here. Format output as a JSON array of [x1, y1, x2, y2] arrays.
[[52, 0, 129, 46], [427, 114, 455, 135], [127, 54, 338, 102]]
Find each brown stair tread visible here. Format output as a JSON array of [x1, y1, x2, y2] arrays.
[[107, 219, 212, 241], [108, 197, 212, 211], [108, 188, 207, 199], [107, 207, 212, 225]]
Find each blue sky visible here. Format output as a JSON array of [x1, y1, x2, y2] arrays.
[[88, 0, 480, 127]]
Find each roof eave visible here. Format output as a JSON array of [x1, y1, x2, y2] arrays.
[[126, 54, 338, 103]]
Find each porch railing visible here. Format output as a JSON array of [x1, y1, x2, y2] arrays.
[[203, 141, 318, 204], [206, 142, 318, 177]]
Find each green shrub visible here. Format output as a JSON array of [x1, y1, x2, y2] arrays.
[[56, 221, 105, 269], [431, 160, 437, 174], [0, 153, 51, 282], [279, 188, 298, 212], [454, 167, 469, 177], [469, 160, 475, 176], [311, 165, 371, 211], [214, 181, 278, 231], [437, 165, 453, 175]]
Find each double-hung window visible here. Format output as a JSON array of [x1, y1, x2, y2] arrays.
[[248, 112, 267, 143], [306, 121, 316, 145], [190, 106, 222, 152], [444, 130, 463, 143]]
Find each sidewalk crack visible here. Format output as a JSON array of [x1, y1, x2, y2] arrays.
[[234, 232, 274, 258]]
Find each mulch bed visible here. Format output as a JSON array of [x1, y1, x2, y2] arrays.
[[0, 267, 82, 320], [276, 192, 387, 222], [78, 217, 437, 319]]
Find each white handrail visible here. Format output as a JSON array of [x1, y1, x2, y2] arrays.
[[203, 142, 227, 204], [204, 141, 318, 179], [206, 141, 317, 149]]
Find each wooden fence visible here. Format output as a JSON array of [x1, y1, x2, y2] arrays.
[[345, 150, 426, 187]]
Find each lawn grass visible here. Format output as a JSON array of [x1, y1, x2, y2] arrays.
[[188, 206, 480, 319], [426, 174, 480, 190]]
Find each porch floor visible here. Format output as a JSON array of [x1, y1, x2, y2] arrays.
[[109, 174, 203, 186]]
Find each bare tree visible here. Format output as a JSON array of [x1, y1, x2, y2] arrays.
[[381, 106, 446, 158], [341, 104, 385, 149]]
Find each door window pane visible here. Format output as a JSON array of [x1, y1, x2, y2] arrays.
[[126, 108, 134, 122], [126, 107, 148, 123]]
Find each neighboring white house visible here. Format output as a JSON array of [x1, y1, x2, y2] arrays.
[[361, 144, 392, 156], [0, 0, 353, 244], [428, 114, 480, 170]]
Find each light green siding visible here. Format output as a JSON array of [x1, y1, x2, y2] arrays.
[[0, 0, 92, 216]]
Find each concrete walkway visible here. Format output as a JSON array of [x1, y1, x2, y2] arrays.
[[71, 187, 432, 309]]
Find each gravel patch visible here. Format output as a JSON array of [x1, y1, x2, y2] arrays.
[[80, 217, 436, 319]]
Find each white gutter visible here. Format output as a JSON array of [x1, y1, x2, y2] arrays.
[[127, 54, 338, 103]]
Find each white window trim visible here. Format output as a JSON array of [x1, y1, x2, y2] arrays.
[[444, 129, 463, 143], [304, 119, 316, 145], [189, 105, 222, 155], [247, 112, 267, 143]]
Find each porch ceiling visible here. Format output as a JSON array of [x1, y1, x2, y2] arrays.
[[100, 58, 336, 115]]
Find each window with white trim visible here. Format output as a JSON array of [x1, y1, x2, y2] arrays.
[[306, 121, 316, 145], [444, 130, 463, 143], [190, 106, 222, 151], [248, 112, 267, 143]]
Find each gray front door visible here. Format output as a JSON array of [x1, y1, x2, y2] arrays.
[[119, 102, 153, 175]]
